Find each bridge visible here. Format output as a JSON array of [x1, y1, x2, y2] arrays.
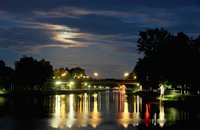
[[81, 79, 140, 89]]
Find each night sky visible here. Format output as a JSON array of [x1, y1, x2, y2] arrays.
[[0, 0, 200, 79]]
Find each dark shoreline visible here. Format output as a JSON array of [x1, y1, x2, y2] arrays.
[[0, 88, 111, 96]]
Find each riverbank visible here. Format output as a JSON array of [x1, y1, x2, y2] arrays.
[[133, 90, 200, 103], [0, 88, 111, 96]]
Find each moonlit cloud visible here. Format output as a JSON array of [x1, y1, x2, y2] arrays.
[[0, 17, 91, 53]]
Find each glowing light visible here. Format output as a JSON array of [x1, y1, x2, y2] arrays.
[[55, 81, 62, 85], [119, 85, 126, 93], [124, 72, 129, 77], [68, 81, 75, 89], [118, 95, 131, 128], [49, 95, 63, 128], [66, 94, 76, 128], [94, 72, 98, 77], [157, 101, 166, 127], [61, 73, 66, 77], [160, 85, 165, 99], [69, 81, 74, 85], [53, 29, 88, 48], [90, 94, 102, 128], [144, 104, 151, 126]]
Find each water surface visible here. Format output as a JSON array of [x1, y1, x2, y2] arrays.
[[0, 91, 199, 130]]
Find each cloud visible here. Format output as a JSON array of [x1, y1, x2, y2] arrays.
[[0, 8, 139, 54], [0, 0, 200, 55], [0, 16, 92, 53]]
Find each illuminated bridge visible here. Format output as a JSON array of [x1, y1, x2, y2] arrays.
[[81, 79, 140, 89]]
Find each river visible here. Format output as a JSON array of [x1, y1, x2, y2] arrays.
[[0, 90, 199, 130]]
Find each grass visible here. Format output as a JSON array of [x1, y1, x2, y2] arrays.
[[0, 90, 8, 95], [156, 93, 185, 101], [134, 90, 200, 102]]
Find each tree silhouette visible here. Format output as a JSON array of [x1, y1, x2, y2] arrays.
[[69, 67, 86, 78], [0, 60, 14, 90], [134, 28, 200, 93], [13, 56, 53, 90], [137, 28, 171, 57]]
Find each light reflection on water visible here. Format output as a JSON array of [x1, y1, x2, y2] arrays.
[[0, 91, 200, 130], [45, 91, 198, 129], [49, 93, 103, 129]]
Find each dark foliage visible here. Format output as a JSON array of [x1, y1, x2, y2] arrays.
[[13, 56, 53, 90], [0, 60, 14, 90], [134, 28, 200, 93]]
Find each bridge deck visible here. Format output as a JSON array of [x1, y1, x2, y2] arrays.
[[81, 79, 139, 85]]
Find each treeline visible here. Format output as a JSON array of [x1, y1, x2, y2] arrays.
[[0, 56, 53, 91], [131, 28, 200, 94], [0, 56, 88, 91]]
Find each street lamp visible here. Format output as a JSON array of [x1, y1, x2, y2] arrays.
[[124, 72, 129, 78], [69, 81, 75, 89], [94, 72, 98, 79], [55, 80, 62, 85]]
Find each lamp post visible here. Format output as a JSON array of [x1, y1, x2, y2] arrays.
[[124, 72, 129, 79], [94, 72, 98, 79]]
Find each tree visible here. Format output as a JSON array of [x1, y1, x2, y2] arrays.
[[134, 56, 161, 90], [134, 28, 172, 89], [38, 59, 53, 87], [0, 60, 14, 90], [134, 28, 200, 93], [69, 67, 86, 79], [0, 60, 5, 67], [13, 56, 53, 90], [137, 28, 171, 57]]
